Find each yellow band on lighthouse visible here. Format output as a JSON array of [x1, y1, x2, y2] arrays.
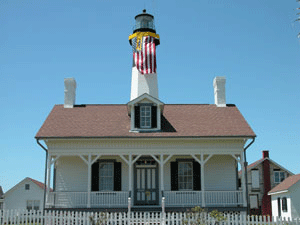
[[129, 32, 160, 50], [129, 32, 160, 41]]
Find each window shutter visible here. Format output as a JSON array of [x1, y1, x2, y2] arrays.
[[171, 162, 178, 191], [91, 162, 99, 191], [135, 106, 140, 128], [193, 161, 201, 191], [114, 162, 122, 191], [151, 106, 157, 128]]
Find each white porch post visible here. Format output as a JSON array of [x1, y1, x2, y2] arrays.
[[241, 153, 247, 207], [79, 154, 102, 208], [160, 154, 164, 194], [46, 155, 51, 206], [128, 153, 133, 197], [150, 154, 173, 202], [191, 153, 212, 208], [200, 156, 205, 208], [87, 154, 92, 208]]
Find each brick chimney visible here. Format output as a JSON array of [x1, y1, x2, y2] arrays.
[[213, 77, 226, 107], [64, 78, 76, 108], [262, 150, 272, 216]]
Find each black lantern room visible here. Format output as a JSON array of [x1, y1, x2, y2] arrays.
[[133, 9, 156, 34]]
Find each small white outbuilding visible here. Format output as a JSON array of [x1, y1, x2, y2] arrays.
[[268, 174, 300, 220], [3, 177, 46, 211]]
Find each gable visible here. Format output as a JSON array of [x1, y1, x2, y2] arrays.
[[4, 178, 45, 198]]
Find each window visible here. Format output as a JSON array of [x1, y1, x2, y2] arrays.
[[91, 161, 122, 192], [26, 200, 40, 211], [282, 197, 288, 212], [251, 170, 260, 189], [99, 162, 114, 191], [178, 162, 193, 190], [140, 106, 151, 128], [25, 184, 30, 190], [274, 171, 285, 184]]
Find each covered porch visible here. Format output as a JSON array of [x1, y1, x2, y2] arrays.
[[45, 151, 248, 210]]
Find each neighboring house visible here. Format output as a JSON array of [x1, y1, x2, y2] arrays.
[[0, 186, 4, 210], [2, 177, 45, 211], [239, 151, 293, 216], [268, 174, 300, 220], [35, 10, 256, 213]]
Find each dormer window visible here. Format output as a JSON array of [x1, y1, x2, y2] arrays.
[[134, 104, 157, 129], [140, 105, 151, 128], [128, 93, 163, 132]]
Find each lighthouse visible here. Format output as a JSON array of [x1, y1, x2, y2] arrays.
[[129, 10, 160, 100]]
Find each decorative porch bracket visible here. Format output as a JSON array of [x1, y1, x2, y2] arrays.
[[120, 153, 142, 202], [191, 153, 213, 207], [78, 154, 102, 208], [150, 154, 174, 202]]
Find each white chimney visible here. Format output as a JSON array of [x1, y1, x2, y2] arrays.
[[213, 76, 226, 107], [64, 78, 76, 108]]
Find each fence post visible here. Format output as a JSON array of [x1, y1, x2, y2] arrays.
[[162, 197, 166, 225], [128, 197, 131, 225]]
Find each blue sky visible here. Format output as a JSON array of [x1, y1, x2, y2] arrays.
[[0, 0, 299, 192]]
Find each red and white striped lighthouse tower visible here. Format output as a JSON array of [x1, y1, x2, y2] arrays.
[[129, 10, 160, 100]]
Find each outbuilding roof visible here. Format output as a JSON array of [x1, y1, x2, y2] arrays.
[[268, 174, 300, 195], [36, 104, 255, 139]]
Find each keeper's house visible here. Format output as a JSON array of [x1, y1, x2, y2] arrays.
[[35, 10, 256, 213]]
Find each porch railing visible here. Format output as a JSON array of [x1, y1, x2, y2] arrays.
[[205, 191, 243, 206], [47, 191, 129, 208], [164, 190, 243, 207], [48, 190, 242, 208], [164, 191, 202, 206], [91, 191, 128, 207]]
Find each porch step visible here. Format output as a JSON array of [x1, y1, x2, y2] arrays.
[[131, 206, 162, 212]]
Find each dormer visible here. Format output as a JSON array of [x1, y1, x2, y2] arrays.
[[127, 93, 164, 132]]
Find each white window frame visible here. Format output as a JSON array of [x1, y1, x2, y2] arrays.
[[178, 162, 193, 191], [99, 162, 114, 191], [274, 171, 285, 184], [140, 105, 151, 128], [26, 200, 40, 211]]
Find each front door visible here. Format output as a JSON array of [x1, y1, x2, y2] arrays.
[[134, 160, 159, 205]]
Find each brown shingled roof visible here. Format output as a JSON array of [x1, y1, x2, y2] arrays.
[[36, 104, 255, 138], [269, 174, 300, 194]]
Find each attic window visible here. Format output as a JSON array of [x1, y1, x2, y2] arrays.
[[140, 105, 151, 128], [25, 184, 30, 190], [134, 104, 157, 129]]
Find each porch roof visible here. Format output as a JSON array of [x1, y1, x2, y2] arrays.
[[35, 104, 255, 139]]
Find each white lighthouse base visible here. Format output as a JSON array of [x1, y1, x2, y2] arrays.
[[130, 66, 159, 100]]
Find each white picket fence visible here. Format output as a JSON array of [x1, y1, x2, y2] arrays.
[[0, 210, 300, 225]]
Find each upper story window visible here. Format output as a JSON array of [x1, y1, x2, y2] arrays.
[[140, 105, 151, 128], [274, 171, 285, 184], [25, 184, 30, 190], [134, 105, 157, 130], [251, 170, 260, 189]]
